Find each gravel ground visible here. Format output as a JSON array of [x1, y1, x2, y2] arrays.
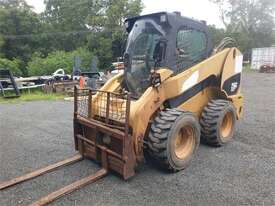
[[0, 72, 274, 206]]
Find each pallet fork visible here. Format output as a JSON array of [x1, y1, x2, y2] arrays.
[[0, 154, 108, 206], [0, 87, 134, 205]]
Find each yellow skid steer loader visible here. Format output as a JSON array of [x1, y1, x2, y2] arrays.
[[0, 12, 243, 205]]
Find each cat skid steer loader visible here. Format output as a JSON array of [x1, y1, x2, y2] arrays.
[[0, 12, 243, 205]]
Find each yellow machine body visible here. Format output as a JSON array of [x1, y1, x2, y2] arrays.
[[96, 47, 243, 162]]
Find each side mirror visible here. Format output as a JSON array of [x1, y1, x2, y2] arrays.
[[153, 38, 167, 65]]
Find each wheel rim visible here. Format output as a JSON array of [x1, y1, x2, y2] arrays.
[[220, 111, 233, 140], [174, 125, 195, 159]]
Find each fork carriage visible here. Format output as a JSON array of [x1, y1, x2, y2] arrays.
[[74, 86, 136, 179]]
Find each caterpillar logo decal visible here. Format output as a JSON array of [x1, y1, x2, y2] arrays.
[[223, 73, 241, 95], [231, 82, 238, 92]]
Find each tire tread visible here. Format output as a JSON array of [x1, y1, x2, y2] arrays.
[[147, 108, 194, 171]]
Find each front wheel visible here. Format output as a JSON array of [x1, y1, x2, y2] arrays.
[[146, 108, 200, 171]]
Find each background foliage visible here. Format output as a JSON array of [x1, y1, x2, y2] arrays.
[[210, 0, 275, 52], [0, 57, 22, 75], [0, 0, 143, 76], [0, 0, 274, 76], [27, 47, 93, 76]]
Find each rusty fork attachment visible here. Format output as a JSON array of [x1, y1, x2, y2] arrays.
[[73, 87, 136, 180], [0, 154, 108, 206], [0, 87, 134, 206]]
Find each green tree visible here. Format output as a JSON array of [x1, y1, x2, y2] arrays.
[[43, 0, 143, 69], [0, 57, 22, 76], [0, 0, 30, 9], [42, 0, 99, 51], [87, 33, 113, 70], [208, 25, 226, 46], [0, 34, 4, 57], [27, 47, 93, 76], [0, 0, 143, 75], [0, 0, 42, 75], [211, 0, 275, 51], [104, 0, 143, 58], [86, 0, 143, 67]]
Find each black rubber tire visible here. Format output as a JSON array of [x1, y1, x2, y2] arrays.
[[146, 108, 200, 171], [200, 99, 237, 147]]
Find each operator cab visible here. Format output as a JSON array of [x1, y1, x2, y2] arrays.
[[124, 12, 213, 97]]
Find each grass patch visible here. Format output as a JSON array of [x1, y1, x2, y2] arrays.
[[0, 90, 66, 104]]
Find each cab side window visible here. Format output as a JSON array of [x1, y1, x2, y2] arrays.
[[176, 28, 207, 71]]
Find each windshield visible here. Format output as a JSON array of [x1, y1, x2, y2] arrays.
[[124, 19, 165, 97]]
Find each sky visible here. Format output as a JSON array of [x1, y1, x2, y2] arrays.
[[25, 0, 223, 27]]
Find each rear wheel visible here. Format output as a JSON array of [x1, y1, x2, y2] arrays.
[[146, 108, 200, 171], [200, 99, 236, 146]]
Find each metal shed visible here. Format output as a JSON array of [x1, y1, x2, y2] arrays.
[[251, 47, 275, 70]]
